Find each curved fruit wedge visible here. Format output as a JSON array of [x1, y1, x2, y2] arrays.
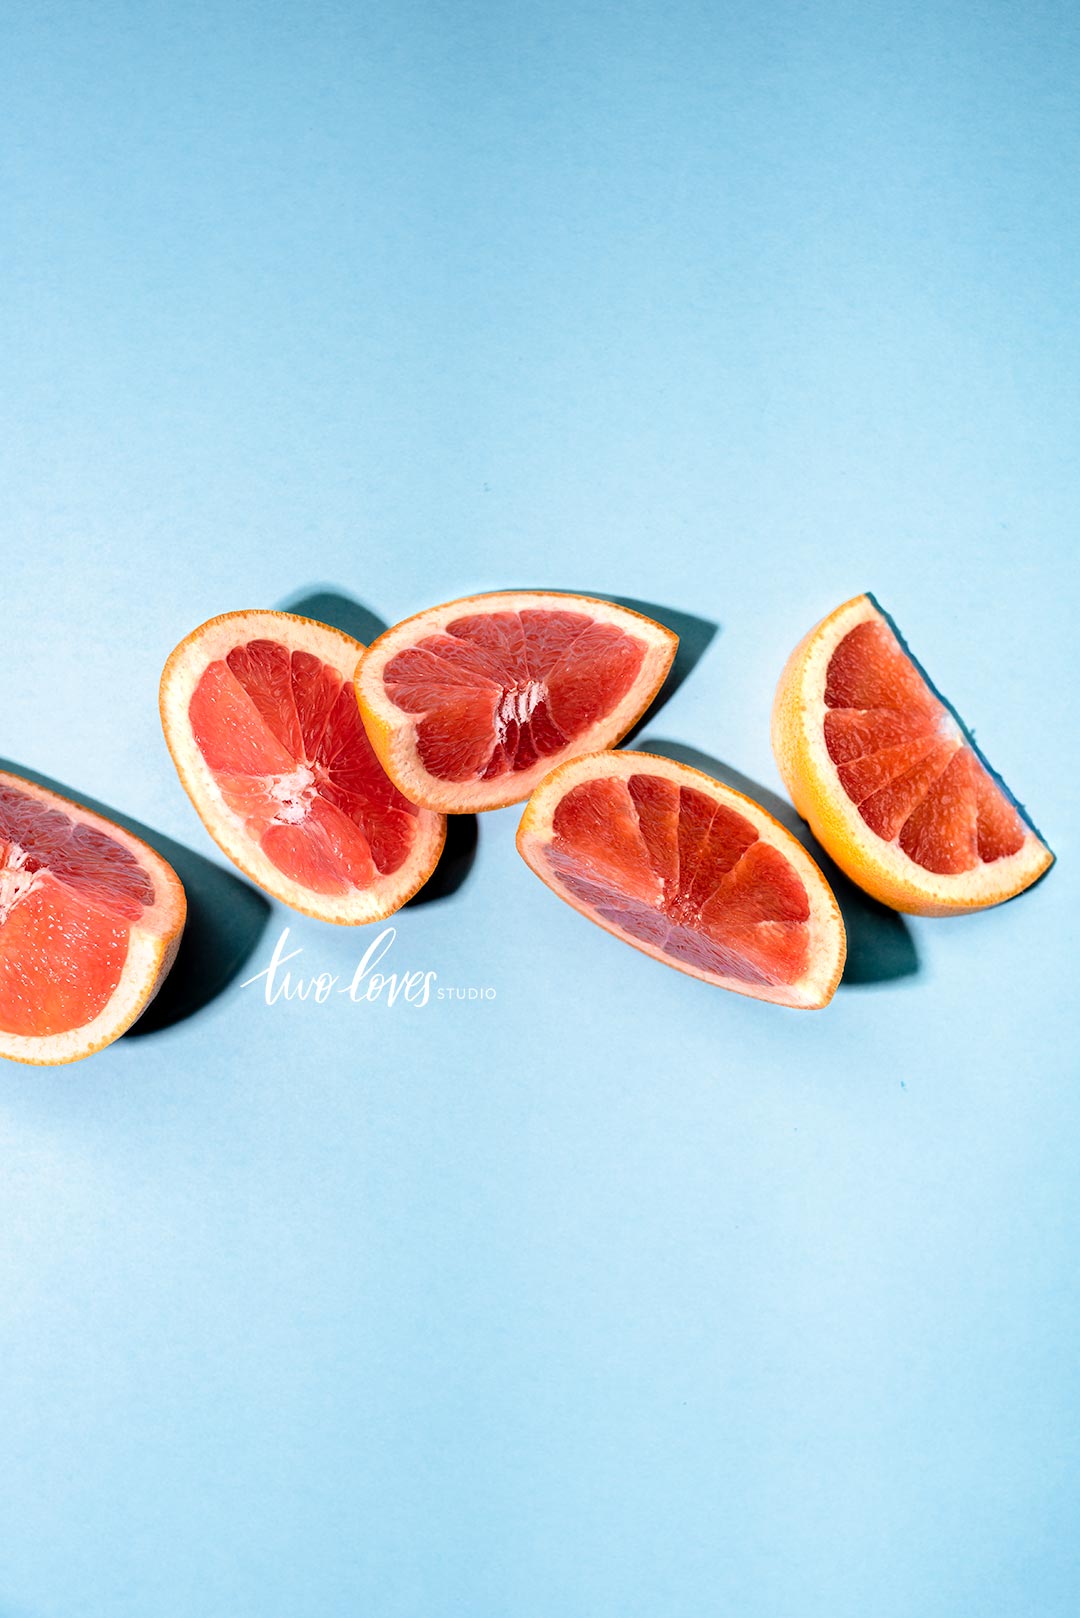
[[517, 750, 845, 1008], [0, 771, 185, 1065], [160, 611, 445, 923], [772, 594, 1053, 916], [355, 591, 678, 812]]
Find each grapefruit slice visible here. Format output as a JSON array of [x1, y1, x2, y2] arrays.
[[0, 771, 185, 1065], [355, 591, 678, 813], [517, 751, 845, 1008], [772, 595, 1053, 916], [160, 611, 445, 923]]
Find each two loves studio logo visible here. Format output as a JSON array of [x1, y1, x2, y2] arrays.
[[240, 926, 498, 1009]]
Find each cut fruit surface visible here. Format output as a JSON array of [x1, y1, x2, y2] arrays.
[[772, 595, 1053, 916], [355, 592, 678, 812], [160, 611, 445, 923], [0, 771, 185, 1065], [517, 751, 845, 1008]]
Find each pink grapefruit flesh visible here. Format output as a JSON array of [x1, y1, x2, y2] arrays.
[[0, 772, 185, 1064], [823, 617, 1027, 874], [356, 592, 678, 812], [160, 612, 445, 923], [771, 594, 1052, 914], [518, 751, 845, 1008]]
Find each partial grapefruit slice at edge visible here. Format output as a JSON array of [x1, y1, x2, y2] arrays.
[[771, 594, 1053, 916], [160, 610, 446, 924], [356, 591, 678, 813], [0, 770, 186, 1065], [517, 750, 846, 1009]]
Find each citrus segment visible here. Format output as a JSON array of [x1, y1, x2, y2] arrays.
[[0, 772, 185, 1065], [772, 595, 1052, 915], [356, 593, 678, 812], [160, 612, 445, 923], [517, 751, 845, 1008]]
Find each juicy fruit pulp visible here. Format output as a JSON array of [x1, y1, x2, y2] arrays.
[[189, 638, 422, 897], [771, 593, 1052, 917], [381, 607, 648, 783], [824, 618, 1027, 875], [544, 771, 812, 987], [0, 780, 157, 1039]]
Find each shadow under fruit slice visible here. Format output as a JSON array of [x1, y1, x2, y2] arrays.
[[160, 611, 445, 923], [0, 771, 185, 1064], [771, 594, 1053, 916], [355, 591, 678, 813], [517, 750, 845, 1008]]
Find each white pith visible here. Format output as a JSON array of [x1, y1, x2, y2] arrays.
[[0, 845, 44, 924], [494, 679, 546, 742], [0, 770, 186, 1066], [269, 766, 316, 824], [357, 591, 679, 812], [772, 595, 1052, 911], [159, 610, 445, 925], [517, 750, 846, 1010]]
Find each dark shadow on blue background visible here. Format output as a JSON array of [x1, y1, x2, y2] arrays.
[[0, 758, 272, 1035], [278, 586, 479, 907], [639, 738, 919, 987], [279, 585, 392, 651], [406, 813, 479, 908]]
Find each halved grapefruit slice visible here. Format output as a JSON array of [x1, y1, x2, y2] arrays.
[[160, 611, 445, 923], [355, 592, 678, 813], [0, 771, 185, 1065], [772, 595, 1053, 916], [517, 751, 845, 1008]]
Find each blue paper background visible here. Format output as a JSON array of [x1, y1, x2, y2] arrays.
[[2, 3, 1078, 1615]]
